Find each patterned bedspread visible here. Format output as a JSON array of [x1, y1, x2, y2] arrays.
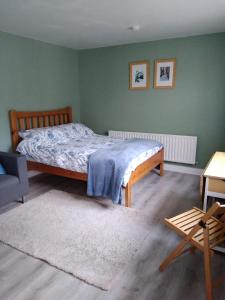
[[17, 123, 162, 185]]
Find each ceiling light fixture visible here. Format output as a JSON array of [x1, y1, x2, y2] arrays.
[[128, 24, 140, 32]]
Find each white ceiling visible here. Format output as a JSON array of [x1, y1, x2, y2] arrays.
[[0, 0, 225, 49]]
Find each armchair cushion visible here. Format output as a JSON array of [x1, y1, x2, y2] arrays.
[[0, 175, 19, 189]]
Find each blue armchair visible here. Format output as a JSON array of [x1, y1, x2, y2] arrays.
[[0, 152, 29, 207]]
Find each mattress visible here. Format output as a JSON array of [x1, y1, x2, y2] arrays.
[[17, 133, 162, 185]]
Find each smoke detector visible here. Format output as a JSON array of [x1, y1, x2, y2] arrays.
[[128, 24, 140, 32]]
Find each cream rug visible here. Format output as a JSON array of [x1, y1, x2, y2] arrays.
[[0, 190, 152, 290]]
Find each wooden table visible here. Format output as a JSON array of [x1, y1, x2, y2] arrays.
[[203, 152, 225, 211], [202, 152, 225, 253]]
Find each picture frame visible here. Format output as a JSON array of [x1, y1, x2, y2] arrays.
[[154, 58, 176, 89], [129, 60, 150, 90]]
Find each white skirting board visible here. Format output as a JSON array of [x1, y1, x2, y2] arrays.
[[164, 163, 203, 176]]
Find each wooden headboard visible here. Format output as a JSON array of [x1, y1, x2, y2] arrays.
[[9, 106, 72, 152]]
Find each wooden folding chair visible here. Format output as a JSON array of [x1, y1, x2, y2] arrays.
[[159, 202, 225, 300]]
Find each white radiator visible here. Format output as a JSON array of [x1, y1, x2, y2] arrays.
[[108, 130, 197, 165]]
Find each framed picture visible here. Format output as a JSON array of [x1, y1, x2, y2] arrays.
[[129, 60, 150, 90], [154, 58, 176, 89]]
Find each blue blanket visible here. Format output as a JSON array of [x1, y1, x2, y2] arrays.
[[87, 138, 162, 204]]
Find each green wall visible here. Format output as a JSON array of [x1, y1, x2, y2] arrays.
[[79, 33, 225, 168], [1, 31, 224, 168], [0, 31, 80, 151]]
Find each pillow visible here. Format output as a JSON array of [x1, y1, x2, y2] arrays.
[[19, 123, 94, 140], [19, 124, 71, 140], [0, 163, 6, 175], [19, 127, 66, 144], [71, 123, 94, 137], [19, 125, 60, 139]]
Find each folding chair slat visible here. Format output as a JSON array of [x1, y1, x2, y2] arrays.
[[209, 228, 225, 243], [194, 223, 221, 239], [164, 219, 193, 240], [175, 212, 204, 227], [208, 223, 223, 235], [164, 223, 205, 250], [193, 229, 203, 239], [185, 220, 218, 238], [208, 227, 225, 244], [169, 209, 197, 222], [206, 220, 219, 228], [164, 219, 185, 235], [181, 220, 203, 231], [208, 220, 222, 230], [182, 218, 216, 232], [194, 227, 224, 244], [206, 219, 220, 226], [173, 210, 203, 225]]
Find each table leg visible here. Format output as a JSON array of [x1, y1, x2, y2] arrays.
[[203, 177, 209, 212]]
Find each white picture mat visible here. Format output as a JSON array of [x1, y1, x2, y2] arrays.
[[131, 64, 147, 88], [156, 61, 174, 87]]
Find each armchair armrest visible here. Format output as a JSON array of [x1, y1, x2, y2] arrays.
[[0, 151, 28, 185]]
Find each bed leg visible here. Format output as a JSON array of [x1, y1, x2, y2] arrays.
[[160, 161, 164, 176], [160, 149, 164, 176], [125, 182, 131, 208]]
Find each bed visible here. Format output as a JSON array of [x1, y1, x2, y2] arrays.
[[9, 106, 164, 207]]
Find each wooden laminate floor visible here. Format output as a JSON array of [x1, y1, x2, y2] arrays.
[[0, 171, 225, 300]]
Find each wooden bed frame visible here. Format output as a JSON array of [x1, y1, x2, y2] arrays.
[[9, 106, 164, 207]]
